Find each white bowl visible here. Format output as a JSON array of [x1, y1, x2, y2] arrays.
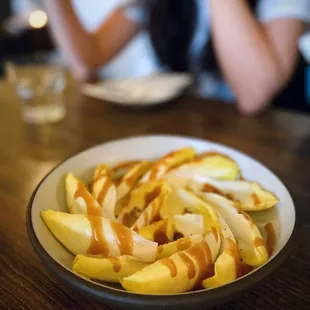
[[82, 73, 193, 106], [27, 135, 296, 310]]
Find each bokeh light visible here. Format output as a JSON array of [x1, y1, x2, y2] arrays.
[[29, 10, 48, 29]]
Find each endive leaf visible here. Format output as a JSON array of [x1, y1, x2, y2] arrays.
[[41, 210, 158, 262], [199, 193, 268, 267], [73, 255, 149, 283], [116, 161, 152, 201], [65, 173, 103, 217], [121, 231, 220, 294], [164, 152, 240, 188], [140, 147, 196, 183], [190, 175, 278, 211]]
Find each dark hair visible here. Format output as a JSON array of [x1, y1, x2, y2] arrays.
[[147, 0, 258, 74]]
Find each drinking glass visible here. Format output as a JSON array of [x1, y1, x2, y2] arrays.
[[6, 53, 67, 124]]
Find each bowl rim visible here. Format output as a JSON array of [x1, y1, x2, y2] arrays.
[[26, 134, 297, 308]]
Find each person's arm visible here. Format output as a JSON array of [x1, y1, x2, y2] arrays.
[[44, 0, 141, 81], [209, 0, 306, 115]]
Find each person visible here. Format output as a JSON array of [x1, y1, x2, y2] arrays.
[[44, 0, 310, 115], [45, 0, 159, 80]]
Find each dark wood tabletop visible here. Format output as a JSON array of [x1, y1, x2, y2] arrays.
[[0, 80, 309, 310]]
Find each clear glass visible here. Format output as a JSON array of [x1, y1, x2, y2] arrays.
[[5, 53, 67, 124]]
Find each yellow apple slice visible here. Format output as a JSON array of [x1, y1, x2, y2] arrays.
[[159, 187, 221, 235], [91, 165, 117, 220], [120, 231, 220, 294], [117, 181, 169, 227], [173, 214, 205, 236], [164, 152, 240, 188], [92, 164, 112, 183], [72, 255, 149, 283], [131, 194, 167, 231], [157, 234, 204, 259], [190, 175, 279, 211], [111, 160, 141, 183], [116, 161, 152, 201], [140, 147, 196, 183], [65, 173, 103, 217], [200, 193, 268, 267], [202, 215, 240, 288], [250, 209, 278, 257], [138, 218, 174, 244], [41, 210, 158, 262]]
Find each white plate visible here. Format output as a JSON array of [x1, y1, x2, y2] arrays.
[[82, 73, 193, 106], [27, 135, 296, 308]]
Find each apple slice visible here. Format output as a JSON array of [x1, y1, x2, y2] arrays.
[[131, 194, 167, 231], [140, 147, 196, 183], [111, 160, 141, 183], [159, 187, 221, 235], [190, 175, 279, 211], [116, 161, 152, 202], [202, 215, 240, 288], [65, 173, 102, 217], [41, 210, 158, 262], [157, 234, 204, 259], [138, 218, 174, 244], [73, 255, 149, 283], [173, 214, 205, 236], [121, 231, 220, 294], [164, 152, 240, 188], [199, 193, 268, 267], [117, 181, 169, 227], [91, 165, 117, 220]]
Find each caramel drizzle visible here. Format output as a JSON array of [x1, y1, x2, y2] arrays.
[[264, 223, 276, 257], [176, 238, 191, 251], [187, 241, 212, 288], [143, 210, 149, 226], [202, 183, 236, 203], [74, 181, 101, 216], [122, 185, 162, 229], [97, 177, 113, 206], [237, 210, 255, 227], [125, 173, 138, 188], [111, 221, 133, 256], [254, 237, 267, 248], [91, 165, 111, 191], [160, 258, 177, 277], [144, 186, 161, 208], [124, 162, 151, 188], [121, 206, 140, 228], [202, 184, 222, 195], [153, 220, 169, 245], [121, 213, 130, 227], [178, 252, 196, 280], [108, 257, 121, 273], [87, 215, 109, 256], [252, 193, 261, 205], [225, 238, 241, 276], [149, 149, 194, 181]]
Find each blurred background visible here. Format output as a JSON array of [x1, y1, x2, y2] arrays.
[[0, 0, 309, 113]]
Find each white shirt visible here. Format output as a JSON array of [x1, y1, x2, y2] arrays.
[[72, 0, 159, 79], [125, 0, 310, 100]]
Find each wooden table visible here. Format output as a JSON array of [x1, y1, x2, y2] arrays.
[[0, 80, 309, 310]]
